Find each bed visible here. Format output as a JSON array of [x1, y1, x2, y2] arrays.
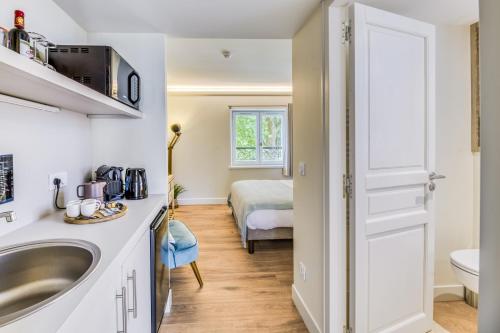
[[228, 180, 293, 254]]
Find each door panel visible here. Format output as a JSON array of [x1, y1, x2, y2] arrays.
[[368, 28, 426, 170], [123, 231, 152, 333], [368, 226, 425, 332], [350, 3, 435, 333]]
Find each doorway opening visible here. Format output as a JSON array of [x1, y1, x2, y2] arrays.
[[163, 36, 306, 331]]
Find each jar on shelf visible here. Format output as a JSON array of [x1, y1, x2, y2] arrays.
[[0, 27, 8, 48], [28, 32, 56, 67]]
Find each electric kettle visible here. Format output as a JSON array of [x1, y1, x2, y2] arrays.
[[125, 168, 148, 200]]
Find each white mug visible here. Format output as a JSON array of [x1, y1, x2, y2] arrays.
[[81, 199, 102, 217], [66, 200, 82, 218]]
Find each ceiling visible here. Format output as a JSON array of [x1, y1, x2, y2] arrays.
[[356, 0, 479, 25], [54, 0, 478, 88], [166, 39, 291, 87], [53, 0, 321, 38]]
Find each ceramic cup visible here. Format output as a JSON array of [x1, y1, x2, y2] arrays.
[[81, 199, 102, 217], [66, 200, 82, 218]]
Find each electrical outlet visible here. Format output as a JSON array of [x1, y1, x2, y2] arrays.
[[48, 172, 68, 190], [299, 262, 307, 281]]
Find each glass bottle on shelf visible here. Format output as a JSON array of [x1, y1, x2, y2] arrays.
[[8, 10, 32, 59]]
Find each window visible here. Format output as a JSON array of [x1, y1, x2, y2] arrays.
[[230, 108, 287, 167]]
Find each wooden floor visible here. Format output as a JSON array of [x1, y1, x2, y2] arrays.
[[434, 301, 478, 333], [160, 205, 307, 333]]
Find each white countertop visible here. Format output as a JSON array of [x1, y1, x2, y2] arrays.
[[0, 195, 167, 333]]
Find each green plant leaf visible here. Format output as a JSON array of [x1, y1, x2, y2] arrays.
[[174, 183, 187, 199]]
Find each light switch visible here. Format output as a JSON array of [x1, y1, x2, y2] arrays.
[[299, 162, 306, 176]]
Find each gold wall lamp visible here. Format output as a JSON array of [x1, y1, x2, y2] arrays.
[[168, 123, 182, 175]]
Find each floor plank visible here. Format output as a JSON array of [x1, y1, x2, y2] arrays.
[[434, 301, 477, 333], [160, 205, 307, 333]]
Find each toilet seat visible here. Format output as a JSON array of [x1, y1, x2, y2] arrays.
[[450, 249, 479, 294], [450, 249, 479, 276]]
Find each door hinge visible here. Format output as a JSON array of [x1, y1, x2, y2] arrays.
[[342, 21, 352, 44], [343, 325, 353, 333], [343, 174, 353, 198]]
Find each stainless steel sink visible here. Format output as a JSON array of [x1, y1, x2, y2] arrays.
[[0, 239, 101, 326]]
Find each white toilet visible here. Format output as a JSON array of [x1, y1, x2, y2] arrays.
[[450, 249, 479, 306]]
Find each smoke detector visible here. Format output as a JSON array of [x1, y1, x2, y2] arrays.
[[221, 50, 232, 59]]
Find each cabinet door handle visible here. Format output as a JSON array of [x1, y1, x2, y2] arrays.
[[116, 287, 127, 333], [127, 270, 138, 319]]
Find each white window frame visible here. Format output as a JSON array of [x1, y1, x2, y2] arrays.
[[229, 107, 288, 169]]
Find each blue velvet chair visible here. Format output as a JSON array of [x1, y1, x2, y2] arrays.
[[161, 220, 203, 287]]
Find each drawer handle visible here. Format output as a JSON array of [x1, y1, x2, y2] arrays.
[[127, 270, 138, 318], [116, 287, 127, 333]]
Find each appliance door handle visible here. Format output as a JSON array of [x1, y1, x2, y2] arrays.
[[116, 287, 127, 333], [128, 72, 140, 104], [127, 270, 138, 318], [150, 206, 168, 230]]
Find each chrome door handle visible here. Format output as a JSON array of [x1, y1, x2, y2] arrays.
[[127, 270, 137, 319], [429, 172, 446, 181], [429, 172, 446, 192], [116, 287, 127, 333]]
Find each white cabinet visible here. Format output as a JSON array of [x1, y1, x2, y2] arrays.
[[56, 260, 125, 333], [122, 231, 151, 333], [57, 230, 152, 333]]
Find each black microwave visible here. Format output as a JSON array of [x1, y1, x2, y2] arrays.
[[49, 45, 141, 110]]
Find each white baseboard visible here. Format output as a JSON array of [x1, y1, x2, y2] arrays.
[[164, 288, 172, 313], [177, 197, 227, 205], [292, 284, 322, 333], [434, 284, 464, 302]]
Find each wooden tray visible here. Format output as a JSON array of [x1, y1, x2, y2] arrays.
[[64, 202, 128, 225]]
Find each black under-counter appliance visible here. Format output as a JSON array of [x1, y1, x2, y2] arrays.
[[49, 45, 141, 109], [150, 206, 170, 333]]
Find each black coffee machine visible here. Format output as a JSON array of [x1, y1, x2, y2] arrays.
[[95, 165, 124, 201], [125, 168, 148, 200]]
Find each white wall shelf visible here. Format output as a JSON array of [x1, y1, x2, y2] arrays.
[[0, 46, 143, 119]]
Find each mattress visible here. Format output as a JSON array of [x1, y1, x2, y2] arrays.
[[246, 209, 294, 230], [228, 179, 293, 245]]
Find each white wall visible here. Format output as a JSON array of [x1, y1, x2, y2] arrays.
[[0, 0, 89, 237], [478, 0, 500, 330], [292, 5, 325, 332], [88, 33, 168, 195], [0, 6, 168, 240], [0, 0, 87, 45], [168, 94, 290, 204], [434, 25, 479, 292], [473, 154, 480, 247]]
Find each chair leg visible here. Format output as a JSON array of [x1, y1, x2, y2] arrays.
[[190, 261, 203, 288], [247, 240, 255, 254]]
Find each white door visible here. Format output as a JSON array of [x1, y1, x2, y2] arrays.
[[349, 3, 436, 333]]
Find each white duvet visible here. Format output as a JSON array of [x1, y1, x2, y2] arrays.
[[230, 179, 294, 231]]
